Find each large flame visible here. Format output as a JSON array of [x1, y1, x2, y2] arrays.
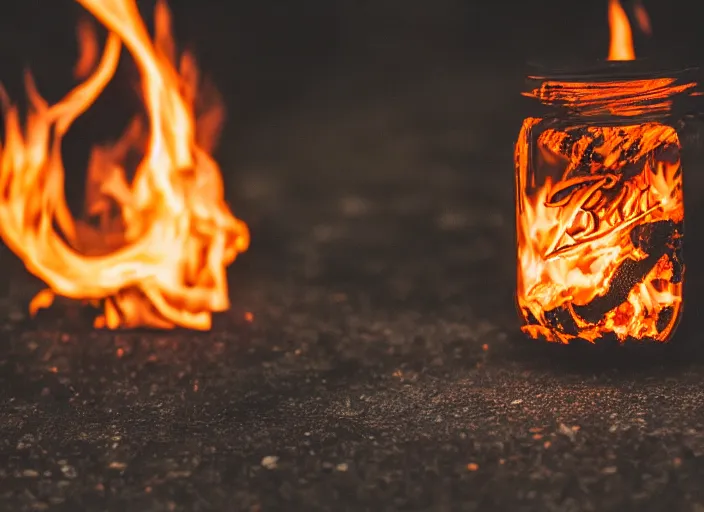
[[0, 0, 250, 330], [515, 1, 690, 343]]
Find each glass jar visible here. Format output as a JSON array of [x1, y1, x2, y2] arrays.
[[514, 61, 703, 345]]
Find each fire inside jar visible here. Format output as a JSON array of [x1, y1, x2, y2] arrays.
[[516, 114, 685, 344]]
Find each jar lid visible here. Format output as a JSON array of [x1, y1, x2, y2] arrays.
[[520, 56, 704, 124], [525, 55, 700, 83]]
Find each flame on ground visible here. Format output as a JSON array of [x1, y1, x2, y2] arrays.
[[0, 0, 250, 330], [515, 1, 690, 343]]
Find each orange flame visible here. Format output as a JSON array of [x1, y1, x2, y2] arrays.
[[608, 0, 635, 61], [634, 0, 652, 36], [608, 0, 652, 61], [74, 18, 99, 79], [0, 0, 250, 330]]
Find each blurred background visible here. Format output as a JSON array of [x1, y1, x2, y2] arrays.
[[1, 3, 704, 509], [0, 0, 702, 318]]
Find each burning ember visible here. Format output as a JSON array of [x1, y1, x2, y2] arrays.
[[0, 0, 250, 330], [514, 0, 698, 343]]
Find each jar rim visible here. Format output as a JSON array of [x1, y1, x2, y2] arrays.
[[520, 58, 704, 123], [525, 57, 700, 83]]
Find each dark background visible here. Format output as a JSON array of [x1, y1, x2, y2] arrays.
[[0, 1, 703, 510]]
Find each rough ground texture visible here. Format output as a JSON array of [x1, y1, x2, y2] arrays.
[[3, 1, 704, 511]]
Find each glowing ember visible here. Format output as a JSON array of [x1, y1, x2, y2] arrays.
[[515, 1, 695, 343], [0, 0, 250, 330]]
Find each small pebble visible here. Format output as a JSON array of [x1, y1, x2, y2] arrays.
[[60, 465, 77, 479], [558, 423, 577, 441], [261, 456, 278, 470], [8, 310, 24, 322]]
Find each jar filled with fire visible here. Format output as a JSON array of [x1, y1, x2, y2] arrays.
[[514, 61, 704, 345], [513, 0, 704, 346]]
